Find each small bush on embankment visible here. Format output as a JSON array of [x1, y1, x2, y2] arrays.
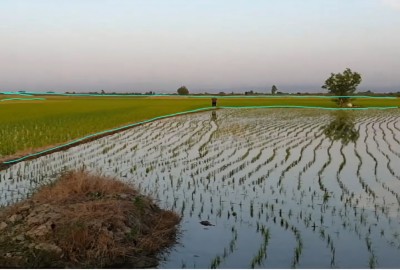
[[0, 171, 180, 268]]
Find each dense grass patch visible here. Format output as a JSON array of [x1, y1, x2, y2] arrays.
[[217, 96, 400, 107], [0, 97, 209, 157]]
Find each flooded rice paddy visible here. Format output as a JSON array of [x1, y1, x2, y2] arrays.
[[1, 108, 400, 268]]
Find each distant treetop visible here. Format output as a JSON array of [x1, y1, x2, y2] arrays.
[[177, 86, 189, 95]]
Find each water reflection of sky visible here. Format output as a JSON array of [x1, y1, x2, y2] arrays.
[[1, 109, 400, 268]]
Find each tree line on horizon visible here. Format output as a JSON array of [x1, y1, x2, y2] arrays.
[[175, 69, 399, 102], [8, 89, 398, 97], [30, 88, 400, 98], [6, 69, 397, 98]]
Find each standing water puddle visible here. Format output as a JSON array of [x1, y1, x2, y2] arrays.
[[1, 109, 400, 268]]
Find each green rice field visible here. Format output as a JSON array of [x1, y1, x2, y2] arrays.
[[0, 96, 209, 158], [1, 95, 399, 159]]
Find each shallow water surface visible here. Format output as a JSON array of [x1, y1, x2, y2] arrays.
[[1, 109, 400, 268]]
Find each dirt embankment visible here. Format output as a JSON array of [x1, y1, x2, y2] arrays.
[[0, 171, 180, 268]]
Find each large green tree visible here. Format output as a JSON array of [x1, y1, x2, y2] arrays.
[[177, 86, 189, 95], [322, 68, 362, 107]]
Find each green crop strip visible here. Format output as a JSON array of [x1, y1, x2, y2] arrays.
[[1, 98, 46, 102], [0, 97, 211, 157], [219, 105, 398, 110]]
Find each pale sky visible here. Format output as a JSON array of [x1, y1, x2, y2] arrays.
[[1, 0, 400, 93]]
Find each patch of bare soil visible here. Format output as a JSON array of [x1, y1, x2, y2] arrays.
[[0, 171, 180, 268]]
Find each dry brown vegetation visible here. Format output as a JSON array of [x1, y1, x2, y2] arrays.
[[0, 170, 180, 268]]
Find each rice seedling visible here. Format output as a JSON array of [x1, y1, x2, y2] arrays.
[[250, 225, 270, 268], [369, 254, 377, 269], [210, 255, 221, 269]]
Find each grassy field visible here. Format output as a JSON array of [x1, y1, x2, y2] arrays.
[[1, 95, 399, 159], [217, 96, 400, 107], [0, 96, 208, 158]]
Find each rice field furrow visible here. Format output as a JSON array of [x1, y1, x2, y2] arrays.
[[364, 122, 380, 185], [277, 129, 324, 189], [297, 137, 325, 191], [372, 122, 400, 180], [354, 138, 377, 200], [316, 140, 334, 193], [385, 117, 400, 149]]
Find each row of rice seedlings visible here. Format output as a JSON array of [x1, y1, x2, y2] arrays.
[[353, 144, 377, 199], [160, 120, 199, 152], [298, 198, 389, 268], [291, 225, 303, 268], [250, 223, 270, 268], [297, 137, 325, 191], [354, 123, 390, 209], [364, 122, 380, 183], [277, 128, 323, 188], [169, 119, 209, 158], [184, 120, 212, 149], [209, 225, 239, 269], [263, 198, 337, 268], [393, 117, 400, 133], [145, 120, 211, 164], [218, 121, 296, 180], [141, 121, 197, 159], [305, 192, 386, 268], [264, 125, 320, 179], [363, 120, 400, 205], [385, 116, 400, 147], [372, 121, 400, 181], [316, 141, 334, 193], [281, 122, 318, 164], [336, 144, 350, 196], [254, 138, 305, 190], [379, 120, 400, 158], [197, 120, 219, 158]]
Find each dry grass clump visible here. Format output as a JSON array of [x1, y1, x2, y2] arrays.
[[0, 170, 180, 268], [33, 170, 137, 203]]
